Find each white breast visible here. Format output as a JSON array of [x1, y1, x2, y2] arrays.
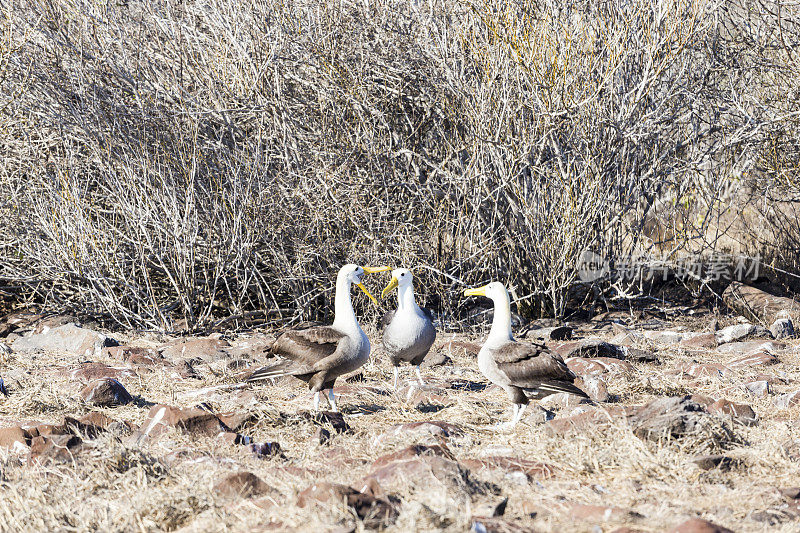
[[477, 346, 511, 387]]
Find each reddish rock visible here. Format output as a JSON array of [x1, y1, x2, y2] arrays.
[[726, 351, 779, 367], [27, 434, 83, 464], [214, 472, 271, 500], [567, 357, 635, 376], [396, 384, 452, 407], [668, 518, 734, 533], [689, 394, 715, 408], [680, 333, 718, 349], [135, 404, 229, 439], [159, 336, 229, 362], [716, 340, 786, 354], [372, 444, 454, 469], [65, 363, 137, 382], [79, 378, 133, 407], [421, 351, 451, 368], [553, 339, 626, 359], [707, 399, 758, 425], [104, 345, 164, 366], [440, 340, 481, 357], [0, 426, 32, 449], [363, 454, 469, 493], [225, 334, 276, 359], [297, 482, 398, 527], [373, 421, 462, 445], [217, 412, 255, 433], [470, 517, 534, 532], [722, 281, 800, 325], [461, 456, 557, 480], [575, 375, 609, 402], [566, 502, 642, 521], [673, 362, 729, 378], [544, 406, 633, 436]]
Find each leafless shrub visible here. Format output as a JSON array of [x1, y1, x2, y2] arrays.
[[0, 0, 798, 329]]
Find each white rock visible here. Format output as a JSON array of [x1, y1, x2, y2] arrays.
[[715, 323, 756, 344], [770, 318, 795, 339]]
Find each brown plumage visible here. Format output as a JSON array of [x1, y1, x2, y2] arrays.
[[248, 326, 350, 392], [490, 341, 587, 404]]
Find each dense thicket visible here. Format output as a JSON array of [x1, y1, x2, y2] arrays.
[[1, 0, 799, 330]]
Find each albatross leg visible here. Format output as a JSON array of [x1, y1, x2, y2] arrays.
[[327, 389, 339, 412], [313, 391, 321, 411], [494, 404, 519, 431], [511, 403, 527, 426], [415, 365, 425, 387]]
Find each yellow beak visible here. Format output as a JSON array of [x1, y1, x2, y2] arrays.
[[356, 266, 390, 306], [381, 276, 399, 299], [362, 265, 391, 274], [356, 283, 379, 305], [463, 285, 489, 297]]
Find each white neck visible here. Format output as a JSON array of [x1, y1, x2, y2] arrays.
[[396, 283, 418, 313], [331, 274, 361, 334], [487, 291, 514, 346]]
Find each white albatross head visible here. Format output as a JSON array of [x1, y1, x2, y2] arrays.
[[381, 267, 414, 298], [338, 263, 390, 305]]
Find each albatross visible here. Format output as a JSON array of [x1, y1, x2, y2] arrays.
[[463, 282, 587, 430], [380, 268, 437, 389], [248, 264, 389, 411]]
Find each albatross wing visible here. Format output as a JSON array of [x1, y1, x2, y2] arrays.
[[493, 342, 588, 398], [248, 326, 346, 381]]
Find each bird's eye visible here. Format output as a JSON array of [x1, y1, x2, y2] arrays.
[[401, 273, 405, 277]]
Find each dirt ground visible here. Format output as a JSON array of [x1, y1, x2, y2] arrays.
[[0, 307, 799, 532]]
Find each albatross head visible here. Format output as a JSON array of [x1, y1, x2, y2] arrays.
[[339, 263, 390, 305], [381, 268, 413, 298], [463, 281, 508, 302]]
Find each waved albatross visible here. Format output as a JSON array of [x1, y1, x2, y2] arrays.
[[380, 268, 436, 389], [463, 282, 587, 430], [248, 264, 389, 411]]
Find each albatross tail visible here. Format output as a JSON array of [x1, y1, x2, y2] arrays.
[[529, 380, 589, 399], [246, 360, 295, 382]]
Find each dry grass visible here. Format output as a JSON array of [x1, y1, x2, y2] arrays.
[[1, 312, 799, 532]]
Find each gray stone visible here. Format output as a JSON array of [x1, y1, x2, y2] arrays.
[[770, 318, 795, 339], [11, 324, 115, 357], [744, 380, 770, 398]]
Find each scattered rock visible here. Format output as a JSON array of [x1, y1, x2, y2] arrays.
[[628, 396, 735, 449], [12, 323, 115, 357], [715, 323, 758, 344], [461, 456, 557, 481], [64, 363, 138, 382], [782, 439, 800, 461], [297, 481, 398, 528], [679, 333, 718, 349], [716, 340, 786, 354], [214, 472, 271, 500], [668, 518, 733, 533], [312, 411, 350, 434], [0, 426, 32, 449], [770, 317, 795, 339], [744, 380, 770, 398], [314, 427, 331, 445], [553, 339, 626, 360], [574, 375, 610, 402], [726, 351, 779, 367], [722, 281, 800, 325], [441, 340, 481, 357], [372, 444, 454, 469], [421, 351, 451, 368], [363, 454, 471, 495], [691, 454, 737, 471], [544, 406, 633, 436], [642, 331, 686, 345], [27, 434, 83, 464], [773, 390, 800, 409], [672, 363, 729, 378], [565, 502, 642, 522], [566, 357, 635, 376], [104, 345, 165, 366], [250, 442, 282, 458], [159, 337, 229, 362], [470, 517, 535, 533], [527, 326, 573, 342], [79, 378, 133, 407], [538, 392, 591, 410], [373, 421, 462, 445], [707, 399, 758, 426], [134, 404, 229, 440]]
